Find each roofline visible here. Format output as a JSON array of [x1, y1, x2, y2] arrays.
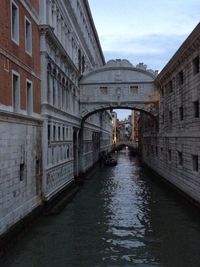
[[84, 0, 105, 65], [80, 66, 156, 83]]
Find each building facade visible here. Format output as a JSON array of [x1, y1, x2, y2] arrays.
[[140, 23, 200, 205], [39, 0, 111, 201], [0, 0, 112, 237], [0, 0, 42, 235]]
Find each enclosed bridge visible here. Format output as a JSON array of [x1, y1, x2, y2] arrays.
[[79, 59, 159, 121]]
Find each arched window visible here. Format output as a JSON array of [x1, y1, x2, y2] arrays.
[[62, 77, 65, 110], [52, 68, 57, 106], [78, 49, 81, 72], [47, 63, 52, 104], [57, 73, 62, 109]]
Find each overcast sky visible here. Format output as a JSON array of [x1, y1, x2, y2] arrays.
[[88, 0, 200, 120]]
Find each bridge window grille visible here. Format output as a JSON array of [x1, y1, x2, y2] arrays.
[[130, 85, 138, 94], [192, 155, 199, 172], [193, 56, 199, 75], [100, 87, 108, 95]]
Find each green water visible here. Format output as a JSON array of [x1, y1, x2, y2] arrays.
[[1, 149, 200, 267]]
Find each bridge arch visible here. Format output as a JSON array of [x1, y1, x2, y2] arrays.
[[79, 59, 159, 123]]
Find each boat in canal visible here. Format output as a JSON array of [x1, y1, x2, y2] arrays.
[[104, 154, 117, 166]]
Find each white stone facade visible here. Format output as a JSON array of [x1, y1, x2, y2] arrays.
[[0, 113, 42, 235], [79, 60, 159, 119], [39, 0, 111, 200]]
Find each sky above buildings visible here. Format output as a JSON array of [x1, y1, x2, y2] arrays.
[[88, 0, 200, 120]]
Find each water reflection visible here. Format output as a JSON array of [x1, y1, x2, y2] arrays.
[[1, 149, 200, 267]]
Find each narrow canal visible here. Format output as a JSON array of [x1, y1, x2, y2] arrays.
[[1, 149, 200, 267]]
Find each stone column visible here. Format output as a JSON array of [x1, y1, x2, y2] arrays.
[[52, 4, 57, 34], [61, 21, 65, 47], [46, 0, 52, 26], [57, 13, 62, 41], [42, 119, 48, 198], [40, 47, 48, 104], [39, 0, 47, 24]]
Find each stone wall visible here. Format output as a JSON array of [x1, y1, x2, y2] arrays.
[[140, 24, 200, 205], [0, 113, 42, 235]]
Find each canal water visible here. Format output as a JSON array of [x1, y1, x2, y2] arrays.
[[1, 149, 200, 267]]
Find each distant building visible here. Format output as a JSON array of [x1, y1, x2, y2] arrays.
[[117, 118, 132, 141], [131, 111, 140, 142]]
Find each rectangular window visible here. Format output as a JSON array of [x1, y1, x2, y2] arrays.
[[178, 151, 183, 166], [178, 70, 184, 85], [48, 124, 51, 141], [36, 159, 40, 176], [53, 125, 56, 140], [58, 126, 61, 140], [169, 80, 173, 93], [156, 146, 158, 157], [63, 126, 65, 140], [169, 111, 172, 124], [161, 88, 164, 97], [25, 17, 32, 55], [179, 106, 183, 121], [19, 163, 25, 181], [193, 56, 199, 75], [192, 155, 199, 172], [11, 0, 19, 44], [26, 80, 33, 115], [12, 71, 20, 112], [168, 149, 172, 162], [193, 100, 199, 118]]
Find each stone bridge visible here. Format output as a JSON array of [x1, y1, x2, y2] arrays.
[[79, 59, 159, 122], [112, 141, 139, 151]]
